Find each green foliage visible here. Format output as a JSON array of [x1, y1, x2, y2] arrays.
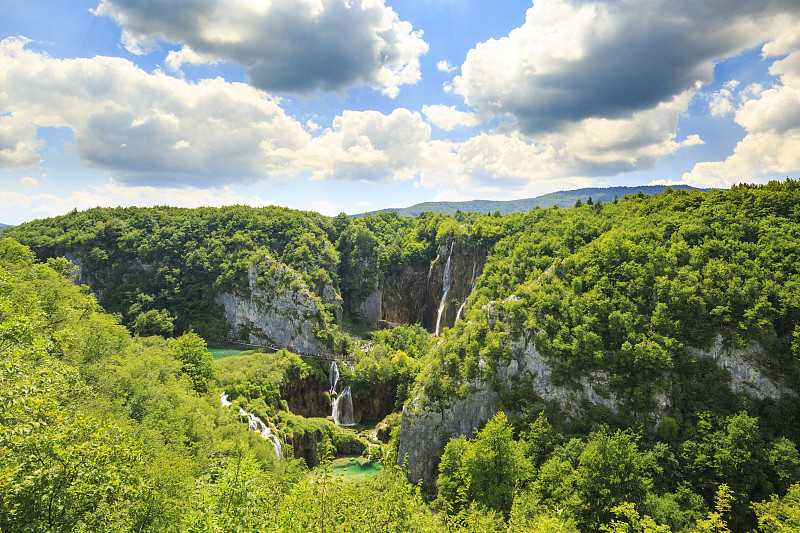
[[437, 412, 524, 517], [753, 483, 800, 533]]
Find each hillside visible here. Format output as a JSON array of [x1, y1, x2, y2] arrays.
[[3, 180, 800, 532], [0, 223, 13, 231], [359, 185, 709, 217]]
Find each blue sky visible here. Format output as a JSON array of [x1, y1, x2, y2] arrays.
[[1, 0, 799, 224]]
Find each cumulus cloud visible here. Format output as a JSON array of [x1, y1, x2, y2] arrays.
[[708, 80, 740, 116], [422, 105, 482, 131], [300, 108, 433, 182], [683, 44, 800, 187], [0, 179, 275, 222], [18, 176, 39, 187], [437, 60, 455, 74], [93, 0, 428, 97], [0, 112, 44, 168], [0, 37, 310, 184], [453, 0, 800, 134]]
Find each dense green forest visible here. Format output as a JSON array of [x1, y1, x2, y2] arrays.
[[3, 181, 800, 532]]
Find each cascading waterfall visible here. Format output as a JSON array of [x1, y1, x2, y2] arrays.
[[329, 360, 339, 396], [220, 392, 282, 458], [456, 261, 478, 321], [239, 408, 283, 458], [329, 361, 355, 426], [220, 392, 232, 407], [333, 386, 355, 426], [435, 241, 455, 336]]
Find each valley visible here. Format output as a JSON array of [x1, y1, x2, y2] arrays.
[[2, 182, 800, 532]]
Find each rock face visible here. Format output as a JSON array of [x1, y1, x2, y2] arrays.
[[358, 282, 382, 329], [215, 257, 337, 353], [398, 383, 499, 485], [378, 238, 488, 333], [425, 239, 486, 334], [381, 266, 429, 325], [687, 333, 788, 401], [397, 304, 788, 485], [396, 331, 621, 484], [353, 382, 396, 423], [281, 375, 330, 418]]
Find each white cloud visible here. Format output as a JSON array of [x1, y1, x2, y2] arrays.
[[708, 80, 740, 116], [437, 60, 455, 74], [422, 104, 482, 131], [0, 37, 310, 184], [453, 0, 800, 134], [683, 47, 800, 187], [0, 179, 275, 221], [300, 108, 432, 182], [310, 200, 339, 216], [165, 46, 219, 74], [18, 176, 39, 187], [0, 111, 44, 168], [93, 0, 428, 97]]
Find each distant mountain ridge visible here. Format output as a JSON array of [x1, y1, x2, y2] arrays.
[[0, 223, 14, 231], [358, 185, 711, 217]]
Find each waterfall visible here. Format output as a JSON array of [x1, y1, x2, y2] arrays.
[[329, 361, 355, 426], [220, 392, 232, 407], [456, 261, 478, 321], [239, 407, 283, 458], [329, 360, 339, 396], [435, 241, 455, 336], [220, 391, 282, 458], [333, 386, 355, 426]]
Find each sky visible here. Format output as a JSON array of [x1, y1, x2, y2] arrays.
[[1, 0, 799, 225]]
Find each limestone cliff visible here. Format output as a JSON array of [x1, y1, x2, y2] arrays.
[[425, 239, 487, 334], [687, 333, 789, 402], [377, 238, 488, 333], [397, 328, 621, 484], [281, 375, 330, 418], [215, 256, 340, 353], [353, 382, 397, 423], [397, 297, 791, 484]]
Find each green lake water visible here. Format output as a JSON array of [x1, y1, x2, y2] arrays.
[[208, 343, 275, 360], [328, 456, 381, 482]]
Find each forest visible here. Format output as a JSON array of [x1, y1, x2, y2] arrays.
[[2, 180, 800, 532]]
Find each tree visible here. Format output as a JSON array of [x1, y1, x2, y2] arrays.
[[437, 412, 524, 517], [167, 331, 215, 393]]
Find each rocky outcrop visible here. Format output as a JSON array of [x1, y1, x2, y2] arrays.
[[216, 257, 339, 353], [379, 238, 488, 333], [353, 382, 396, 423], [396, 330, 621, 484], [281, 375, 330, 418], [381, 266, 429, 325], [398, 383, 499, 484], [398, 320, 792, 484], [358, 282, 382, 329], [688, 333, 789, 401]]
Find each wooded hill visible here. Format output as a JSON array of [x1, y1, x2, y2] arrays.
[[358, 185, 710, 217], [3, 180, 800, 532]]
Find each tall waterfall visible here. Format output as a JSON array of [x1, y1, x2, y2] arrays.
[[329, 361, 355, 426], [220, 392, 282, 458], [329, 360, 339, 396], [435, 241, 455, 336]]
